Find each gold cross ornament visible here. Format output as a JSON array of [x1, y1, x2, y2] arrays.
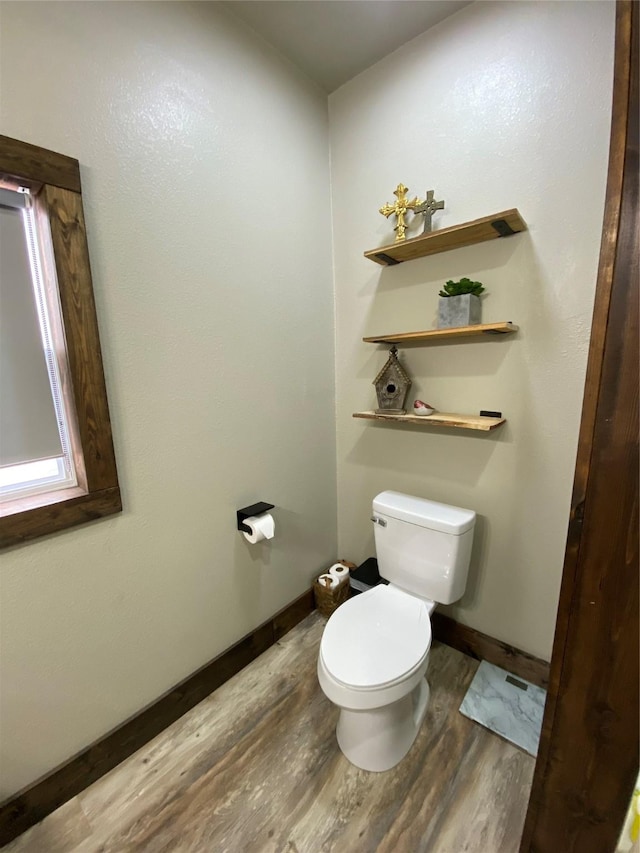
[[379, 183, 423, 242]]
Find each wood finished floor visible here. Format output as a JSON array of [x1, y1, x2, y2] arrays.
[[4, 613, 535, 853]]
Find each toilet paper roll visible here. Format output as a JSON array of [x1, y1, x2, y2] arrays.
[[328, 563, 350, 583], [242, 512, 275, 544], [317, 573, 339, 589]]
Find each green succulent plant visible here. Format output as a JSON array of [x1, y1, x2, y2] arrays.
[[439, 277, 485, 298]]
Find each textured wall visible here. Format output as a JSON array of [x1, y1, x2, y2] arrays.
[[329, 1, 614, 660], [0, 1, 336, 797]]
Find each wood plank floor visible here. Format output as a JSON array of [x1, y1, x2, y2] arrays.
[[3, 613, 535, 852]]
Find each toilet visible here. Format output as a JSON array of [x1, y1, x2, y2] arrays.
[[317, 490, 475, 772]]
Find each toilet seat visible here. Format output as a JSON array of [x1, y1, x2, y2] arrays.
[[320, 585, 432, 690]]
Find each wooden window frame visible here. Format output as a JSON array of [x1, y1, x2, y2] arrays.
[[0, 136, 121, 548]]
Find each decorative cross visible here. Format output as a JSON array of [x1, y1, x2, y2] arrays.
[[379, 183, 422, 242], [413, 190, 445, 233]]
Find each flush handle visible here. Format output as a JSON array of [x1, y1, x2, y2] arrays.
[[370, 516, 387, 527]]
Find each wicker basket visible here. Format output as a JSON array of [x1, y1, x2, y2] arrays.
[[314, 577, 350, 618], [313, 559, 355, 618]]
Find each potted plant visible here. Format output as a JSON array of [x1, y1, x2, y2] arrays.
[[437, 277, 485, 328]]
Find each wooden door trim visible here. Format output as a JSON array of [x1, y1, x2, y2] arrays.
[[520, 2, 639, 849]]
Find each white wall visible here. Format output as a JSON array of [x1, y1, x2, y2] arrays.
[[330, 1, 614, 660], [0, 1, 336, 798]]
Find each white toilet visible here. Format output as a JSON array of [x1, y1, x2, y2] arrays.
[[317, 490, 475, 772]]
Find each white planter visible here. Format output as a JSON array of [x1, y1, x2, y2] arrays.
[[438, 294, 481, 328]]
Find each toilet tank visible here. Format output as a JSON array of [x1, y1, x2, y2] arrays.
[[372, 491, 476, 604]]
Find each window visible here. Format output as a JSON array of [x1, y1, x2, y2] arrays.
[[0, 186, 77, 500], [0, 135, 121, 547]]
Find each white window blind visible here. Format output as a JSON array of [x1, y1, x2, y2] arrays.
[[0, 188, 64, 468]]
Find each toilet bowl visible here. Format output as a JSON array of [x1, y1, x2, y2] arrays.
[[317, 491, 476, 772], [317, 584, 434, 772]]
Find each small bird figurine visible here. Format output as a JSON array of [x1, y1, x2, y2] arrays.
[[413, 400, 435, 416]]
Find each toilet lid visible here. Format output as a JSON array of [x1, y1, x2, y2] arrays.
[[320, 585, 431, 689]]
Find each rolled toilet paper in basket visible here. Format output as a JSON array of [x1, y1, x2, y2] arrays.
[[317, 573, 339, 589], [328, 562, 350, 584]]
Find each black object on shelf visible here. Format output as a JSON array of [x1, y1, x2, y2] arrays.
[[480, 410, 502, 418], [490, 218, 516, 237]]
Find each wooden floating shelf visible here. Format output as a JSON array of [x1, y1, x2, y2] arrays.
[[363, 321, 518, 345], [364, 209, 527, 267], [353, 411, 506, 431]]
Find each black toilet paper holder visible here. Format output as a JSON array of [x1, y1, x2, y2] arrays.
[[237, 502, 274, 534]]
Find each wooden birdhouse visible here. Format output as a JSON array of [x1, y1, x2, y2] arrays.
[[373, 346, 412, 414]]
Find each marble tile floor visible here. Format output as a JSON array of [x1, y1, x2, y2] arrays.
[[4, 613, 535, 853]]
